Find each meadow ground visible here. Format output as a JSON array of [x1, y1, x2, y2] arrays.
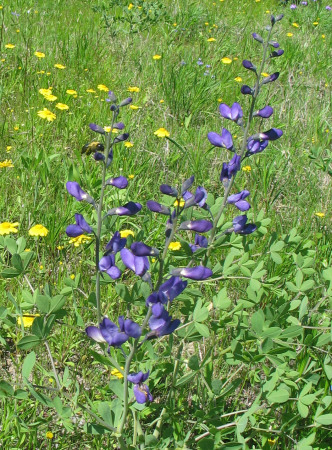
[[0, 0, 331, 448]]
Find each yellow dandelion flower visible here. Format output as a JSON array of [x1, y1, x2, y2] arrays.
[[261, 72, 269, 77], [205, 22, 209, 25], [29, 224, 49, 237], [34, 51, 45, 58], [14, 126, 19, 131], [6, 146, 12, 152], [128, 86, 140, 92], [54, 63, 65, 69], [97, 84, 109, 92], [234, 77, 242, 82], [174, 199, 185, 207], [160, 99, 164, 103], [17, 314, 40, 328], [104, 126, 112, 133], [69, 235, 92, 247], [221, 57, 232, 64], [286, 33, 293, 37], [124, 141, 133, 148], [207, 38, 216, 42], [173, 23, 177, 26], [242, 165, 252, 172], [0, 222, 19, 235], [268, 439, 276, 445], [120, 230, 135, 238], [313, 22, 318, 26], [55, 103, 69, 110], [322, 34, 325, 39], [169, 242, 181, 251], [37, 108, 56, 122], [218, 98, 222, 102], [66, 89, 77, 95], [128, 174, 134, 179], [292, 23, 299, 28], [86, 89, 96, 93], [43, 94, 57, 102], [129, 105, 141, 110], [128, 3, 134, 9], [25, 248, 31, 252], [314, 212, 325, 218], [153, 54, 162, 59], [5, 44, 15, 49], [111, 367, 124, 379], [70, 274, 75, 280], [154, 127, 170, 138], [0, 159, 14, 168], [46, 431, 54, 439]]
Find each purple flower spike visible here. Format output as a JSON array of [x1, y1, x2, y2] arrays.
[[270, 49, 284, 58], [178, 220, 213, 233], [246, 139, 269, 156], [148, 304, 180, 338], [66, 181, 94, 203], [128, 371, 150, 385], [254, 106, 273, 118], [106, 231, 126, 254], [220, 154, 241, 185], [131, 242, 159, 257], [106, 176, 128, 189], [118, 316, 142, 339], [160, 184, 178, 197], [219, 103, 243, 122], [190, 234, 208, 253], [146, 200, 170, 215], [99, 254, 121, 279], [207, 128, 233, 150], [241, 85, 253, 95], [89, 123, 105, 134], [66, 213, 93, 237], [252, 33, 264, 43], [233, 215, 257, 235], [227, 190, 251, 211], [261, 72, 279, 85], [172, 266, 213, 280], [242, 60, 256, 71], [128, 372, 152, 404], [120, 248, 149, 277], [107, 202, 142, 216]]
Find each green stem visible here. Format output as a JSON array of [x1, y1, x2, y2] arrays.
[[44, 340, 61, 391]]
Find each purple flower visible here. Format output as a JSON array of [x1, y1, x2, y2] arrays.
[[107, 202, 142, 216], [227, 190, 251, 211], [190, 234, 208, 253], [107, 91, 117, 102], [128, 371, 153, 404], [146, 201, 170, 215], [120, 248, 149, 277], [268, 41, 279, 48], [94, 152, 105, 161], [105, 176, 128, 189], [241, 85, 253, 96], [242, 60, 256, 71], [114, 133, 130, 144], [326, 6, 331, 10], [246, 139, 269, 156], [99, 254, 121, 279], [197, 59, 204, 66], [183, 186, 208, 209], [89, 123, 105, 135], [66, 214, 93, 237], [119, 97, 132, 107], [252, 128, 283, 141], [233, 215, 256, 235], [86, 316, 141, 348], [113, 122, 125, 130], [261, 72, 280, 85], [160, 184, 178, 197], [252, 33, 264, 43], [219, 103, 243, 122], [253, 106, 273, 118], [146, 276, 187, 306], [147, 303, 180, 338], [220, 154, 241, 185], [207, 128, 233, 150], [131, 242, 159, 257], [171, 266, 213, 280], [270, 49, 284, 58], [178, 220, 213, 233], [301, 1, 308, 5], [66, 181, 94, 203], [290, 4, 297, 9], [181, 175, 195, 195], [105, 231, 126, 254]]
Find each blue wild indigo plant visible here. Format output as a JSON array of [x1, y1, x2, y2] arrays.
[[61, 13, 286, 447]]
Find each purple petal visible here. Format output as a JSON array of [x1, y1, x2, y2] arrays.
[[99, 317, 119, 342], [219, 103, 232, 120], [207, 131, 224, 147], [131, 242, 159, 257], [110, 332, 129, 346], [178, 220, 213, 233], [233, 215, 248, 232], [85, 326, 106, 343], [160, 184, 178, 197], [254, 106, 273, 118], [106, 176, 128, 189], [99, 255, 115, 271], [241, 85, 253, 95], [113, 122, 125, 130], [123, 319, 142, 338], [173, 266, 213, 280], [75, 214, 92, 233], [89, 123, 105, 134], [66, 181, 90, 202], [66, 224, 84, 237], [120, 248, 136, 272], [106, 265, 121, 279], [133, 384, 153, 403], [146, 201, 170, 215], [234, 200, 251, 211]]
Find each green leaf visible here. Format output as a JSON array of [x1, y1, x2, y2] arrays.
[[36, 295, 51, 313], [270, 241, 285, 252], [251, 310, 265, 334], [22, 351, 36, 379], [298, 401, 309, 420], [4, 236, 17, 254], [270, 252, 282, 264], [98, 402, 113, 426], [267, 389, 290, 404], [108, 379, 124, 401], [213, 287, 231, 310], [300, 394, 316, 406], [315, 414, 332, 425], [31, 316, 45, 338], [11, 254, 23, 273], [1, 267, 21, 278], [193, 299, 209, 323], [280, 326, 303, 339], [300, 280, 315, 292], [0, 380, 14, 397], [188, 355, 200, 371], [176, 372, 197, 387], [116, 283, 132, 303], [145, 435, 158, 447], [49, 295, 66, 313], [17, 335, 41, 350], [194, 322, 210, 337]]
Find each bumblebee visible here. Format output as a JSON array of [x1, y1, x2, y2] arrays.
[[81, 141, 104, 155]]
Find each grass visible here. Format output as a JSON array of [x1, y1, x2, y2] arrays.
[[0, 0, 331, 448]]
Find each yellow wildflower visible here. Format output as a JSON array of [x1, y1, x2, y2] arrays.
[[120, 230, 135, 238], [286, 33, 293, 37], [44, 94, 57, 102], [0, 159, 14, 168], [66, 89, 77, 95], [221, 57, 232, 64], [128, 174, 134, 179], [169, 242, 181, 251], [174, 199, 185, 207], [154, 127, 170, 138], [207, 38, 216, 42], [6, 146, 12, 152], [37, 108, 56, 122], [70, 274, 75, 280], [160, 99, 164, 103], [29, 224, 49, 237], [313, 22, 318, 26], [129, 105, 141, 110], [234, 77, 242, 82], [39, 88, 52, 96], [314, 212, 325, 218], [111, 368, 124, 379], [17, 314, 40, 328], [34, 51, 45, 58], [261, 72, 269, 77], [124, 141, 133, 148], [5, 44, 15, 49], [46, 431, 54, 439], [128, 3, 134, 9], [0, 222, 19, 235], [69, 235, 92, 247], [128, 86, 140, 92], [292, 23, 299, 28], [242, 165, 252, 172], [54, 63, 65, 69], [55, 103, 69, 110], [153, 54, 162, 59], [86, 89, 96, 93], [97, 84, 109, 92]]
